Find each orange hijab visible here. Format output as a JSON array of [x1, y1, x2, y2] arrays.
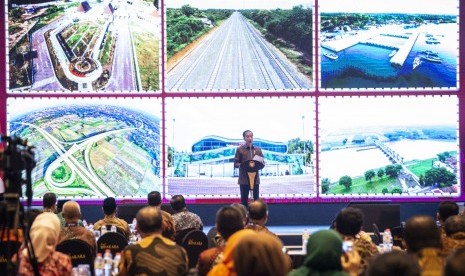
[[207, 229, 256, 276]]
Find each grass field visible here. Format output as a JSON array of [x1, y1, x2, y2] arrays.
[[405, 158, 435, 176], [131, 21, 159, 91], [327, 173, 401, 194]]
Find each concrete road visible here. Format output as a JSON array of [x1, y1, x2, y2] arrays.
[[167, 12, 312, 91]]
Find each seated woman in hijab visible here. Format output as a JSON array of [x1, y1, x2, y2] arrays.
[[15, 212, 73, 275], [289, 229, 360, 276]]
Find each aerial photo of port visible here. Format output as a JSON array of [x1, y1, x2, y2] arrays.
[[166, 0, 313, 92], [7, 98, 162, 199], [7, 0, 160, 92], [165, 97, 316, 199], [319, 0, 458, 90], [319, 96, 459, 197]]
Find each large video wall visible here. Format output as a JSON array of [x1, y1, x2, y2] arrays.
[[0, 0, 462, 203]]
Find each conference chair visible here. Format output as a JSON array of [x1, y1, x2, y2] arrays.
[[181, 230, 208, 269], [56, 239, 94, 271], [0, 240, 21, 275], [174, 227, 197, 246], [372, 223, 382, 245], [105, 224, 127, 238], [97, 232, 128, 255], [391, 225, 405, 249]]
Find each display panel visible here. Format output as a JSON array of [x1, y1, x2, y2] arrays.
[[7, 0, 161, 93], [6, 97, 162, 199], [165, 97, 316, 199], [165, 0, 314, 92], [0, 0, 463, 204], [319, 0, 459, 91], [319, 96, 460, 197]]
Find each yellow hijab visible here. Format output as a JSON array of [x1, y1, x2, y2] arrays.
[[207, 229, 256, 276]]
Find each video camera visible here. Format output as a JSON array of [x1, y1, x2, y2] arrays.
[[0, 135, 36, 206]]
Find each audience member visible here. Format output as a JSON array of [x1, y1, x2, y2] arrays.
[[58, 201, 96, 255], [14, 212, 73, 275], [334, 207, 378, 276], [441, 215, 465, 256], [444, 247, 465, 276], [118, 206, 188, 276], [206, 203, 247, 249], [366, 251, 421, 276], [170, 195, 203, 232], [289, 229, 360, 276], [197, 205, 244, 276], [56, 199, 83, 228], [207, 229, 256, 276], [438, 201, 459, 238], [244, 199, 276, 236], [230, 203, 248, 225], [233, 232, 290, 276], [404, 215, 444, 275], [147, 191, 175, 240], [93, 197, 130, 239], [42, 192, 57, 213]]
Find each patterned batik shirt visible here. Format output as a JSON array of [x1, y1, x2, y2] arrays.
[[118, 233, 188, 276], [172, 210, 203, 232]]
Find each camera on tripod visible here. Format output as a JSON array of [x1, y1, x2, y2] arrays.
[[0, 135, 38, 275], [0, 135, 36, 204]]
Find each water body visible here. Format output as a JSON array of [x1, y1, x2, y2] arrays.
[[321, 23, 457, 89], [319, 140, 457, 182]]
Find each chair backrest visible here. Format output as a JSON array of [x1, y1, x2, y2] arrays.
[[391, 226, 405, 249], [105, 225, 126, 238], [181, 230, 208, 269], [175, 228, 196, 246], [97, 232, 128, 255], [372, 223, 382, 245], [0, 241, 21, 275], [56, 239, 94, 269]]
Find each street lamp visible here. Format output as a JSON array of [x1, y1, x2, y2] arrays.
[[171, 118, 175, 176], [302, 115, 306, 168]]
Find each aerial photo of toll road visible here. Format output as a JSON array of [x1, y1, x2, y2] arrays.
[[7, 98, 162, 199], [7, 0, 160, 93]]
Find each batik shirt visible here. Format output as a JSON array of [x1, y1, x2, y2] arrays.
[[118, 233, 188, 276], [172, 210, 203, 232]]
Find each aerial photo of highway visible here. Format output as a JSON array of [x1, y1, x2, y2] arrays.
[[166, 1, 313, 92], [7, 98, 162, 198], [8, 0, 160, 92]]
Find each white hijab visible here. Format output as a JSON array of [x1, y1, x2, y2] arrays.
[[24, 212, 61, 262]]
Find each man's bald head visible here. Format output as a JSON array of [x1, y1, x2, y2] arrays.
[[248, 199, 268, 222], [62, 201, 81, 222], [404, 215, 441, 253], [136, 206, 162, 234]]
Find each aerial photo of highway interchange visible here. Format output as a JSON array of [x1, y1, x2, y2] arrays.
[[8, 98, 162, 198], [8, 0, 160, 92]]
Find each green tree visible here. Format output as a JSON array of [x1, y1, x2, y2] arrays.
[[321, 177, 330, 193], [364, 170, 375, 182], [382, 188, 389, 194], [437, 151, 451, 162], [385, 164, 402, 178], [181, 5, 197, 17], [424, 167, 456, 187], [9, 8, 22, 22], [391, 188, 403, 194], [339, 175, 352, 189], [377, 168, 384, 178]]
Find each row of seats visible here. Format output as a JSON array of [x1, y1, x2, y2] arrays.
[[53, 229, 209, 271]]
